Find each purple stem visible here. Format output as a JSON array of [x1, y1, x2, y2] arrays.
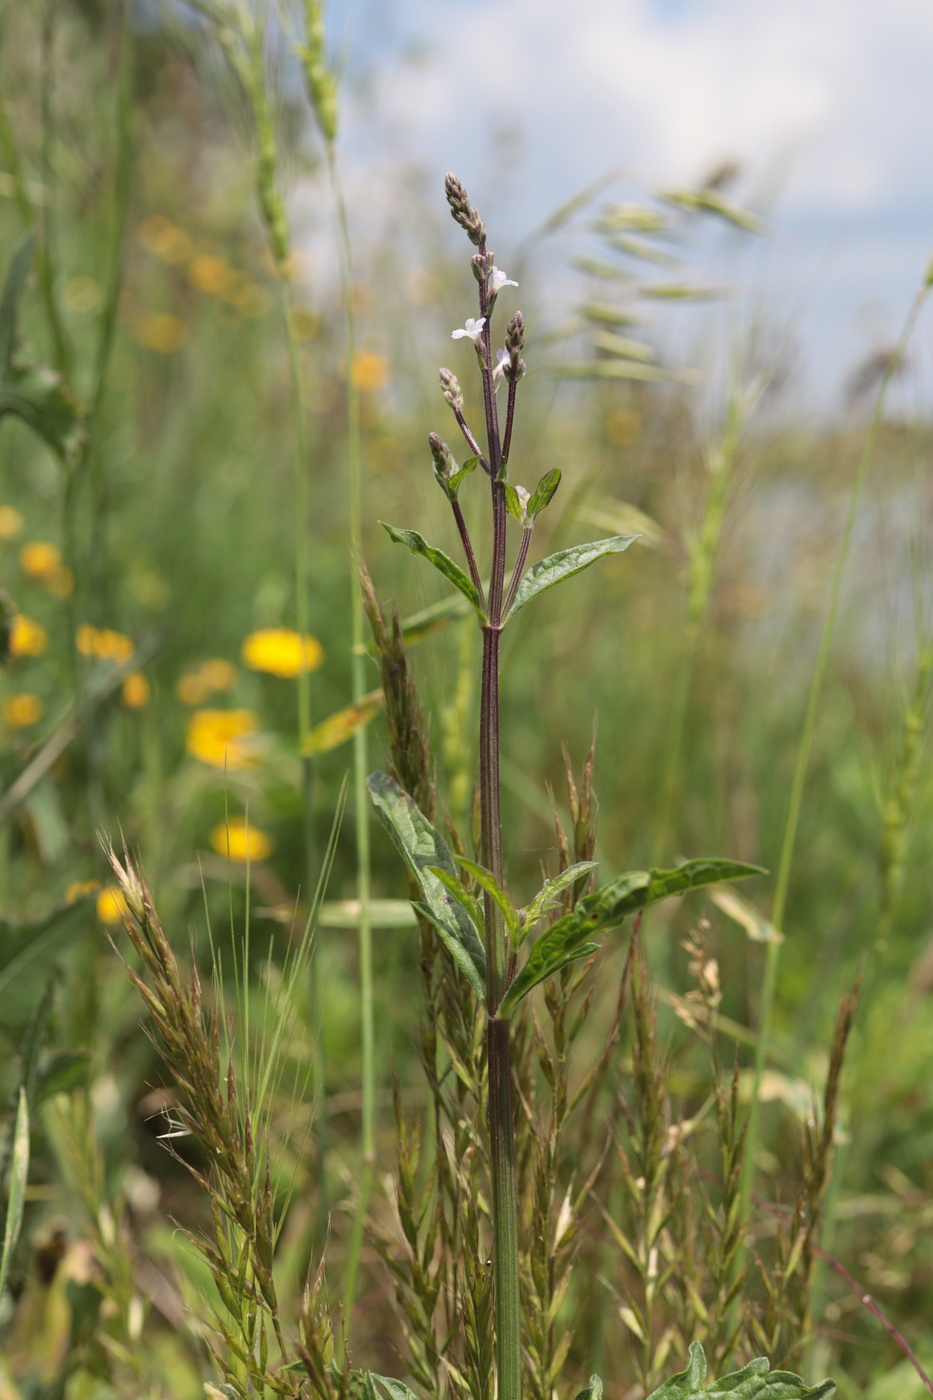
[[451, 498, 486, 610], [503, 527, 533, 618]]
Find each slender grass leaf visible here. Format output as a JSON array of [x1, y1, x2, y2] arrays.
[[507, 535, 639, 620], [561, 361, 690, 384], [0, 896, 95, 1038], [0, 234, 85, 461], [645, 1343, 834, 1400], [301, 688, 384, 755], [368, 771, 486, 1002], [381, 523, 485, 619], [500, 858, 764, 1015], [640, 282, 727, 301], [456, 856, 520, 943], [318, 898, 418, 929], [0, 1088, 28, 1303], [35, 1051, 89, 1104], [657, 188, 767, 235]]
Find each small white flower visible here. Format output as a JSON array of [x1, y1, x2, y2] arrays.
[[515, 486, 531, 512], [451, 316, 486, 343], [492, 347, 509, 384], [491, 267, 518, 294]]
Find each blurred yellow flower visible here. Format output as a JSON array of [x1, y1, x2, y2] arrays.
[[10, 614, 48, 657], [175, 657, 237, 705], [137, 215, 192, 264], [97, 885, 129, 924], [188, 254, 234, 296], [350, 350, 389, 393], [0, 506, 24, 540], [233, 282, 271, 319], [45, 566, 75, 598], [64, 276, 102, 314], [209, 816, 274, 863], [76, 625, 134, 663], [176, 671, 211, 705], [136, 312, 187, 354], [20, 541, 62, 580], [187, 708, 260, 768], [3, 693, 44, 727], [66, 879, 101, 903], [122, 672, 151, 709], [241, 628, 323, 679]]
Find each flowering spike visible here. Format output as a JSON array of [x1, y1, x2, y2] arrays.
[[445, 173, 486, 246], [439, 367, 464, 411]]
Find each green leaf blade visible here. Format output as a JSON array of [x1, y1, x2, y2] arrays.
[[367, 771, 486, 1003], [507, 534, 639, 619], [381, 523, 484, 619], [0, 1087, 29, 1303]]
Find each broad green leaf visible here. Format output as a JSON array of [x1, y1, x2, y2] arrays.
[[507, 535, 639, 620], [301, 689, 384, 755], [499, 858, 764, 1016], [645, 1343, 834, 1400], [449, 454, 480, 496], [368, 771, 486, 1003], [456, 856, 520, 944], [519, 860, 599, 940], [370, 1376, 421, 1400], [0, 234, 85, 461], [0, 1088, 29, 1303], [0, 896, 96, 1038], [427, 865, 485, 935], [528, 467, 561, 518], [575, 1378, 604, 1400], [381, 523, 485, 619]]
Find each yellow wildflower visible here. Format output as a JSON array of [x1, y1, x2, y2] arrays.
[[186, 709, 260, 768], [10, 614, 48, 657], [200, 658, 237, 691], [135, 313, 187, 354], [3, 693, 44, 727], [188, 254, 234, 296], [241, 628, 324, 679], [97, 886, 129, 924], [76, 625, 134, 663], [176, 671, 211, 705], [45, 566, 75, 598], [66, 879, 100, 903], [20, 541, 62, 580], [122, 672, 151, 709], [350, 350, 389, 393], [137, 215, 192, 265], [209, 816, 274, 863], [0, 506, 24, 540]]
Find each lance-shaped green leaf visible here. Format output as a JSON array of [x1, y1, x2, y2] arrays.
[[370, 1377, 420, 1400], [427, 865, 485, 935], [528, 467, 561, 518], [518, 860, 598, 942], [507, 534, 639, 620], [0, 1087, 28, 1304], [449, 454, 480, 497], [368, 770, 486, 1002], [381, 523, 485, 620], [456, 856, 520, 945], [498, 858, 764, 1016], [0, 234, 85, 461], [645, 1343, 834, 1400]]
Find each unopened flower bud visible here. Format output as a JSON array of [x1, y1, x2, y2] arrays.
[[505, 310, 525, 359], [444, 172, 486, 246], [428, 431, 452, 477], [472, 251, 494, 284], [439, 367, 464, 411]]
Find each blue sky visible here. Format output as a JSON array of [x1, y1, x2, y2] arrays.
[[331, 0, 933, 414]]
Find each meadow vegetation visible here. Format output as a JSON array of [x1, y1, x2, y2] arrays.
[[1, 4, 933, 1399]]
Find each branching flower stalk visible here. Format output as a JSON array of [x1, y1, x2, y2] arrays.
[[370, 176, 763, 1400]]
